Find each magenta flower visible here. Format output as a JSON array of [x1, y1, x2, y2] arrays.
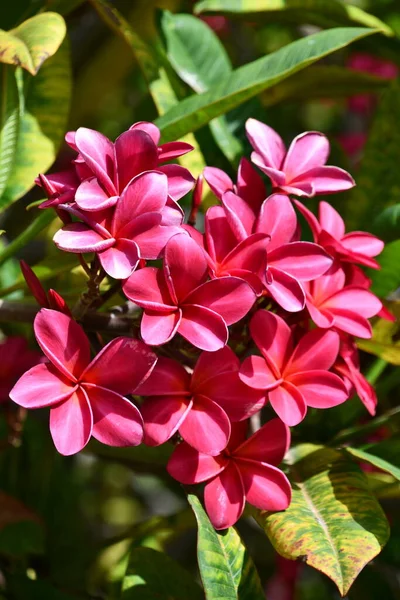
[[246, 118, 355, 197], [187, 205, 269, 294], [333, 335, 377, 416], [53, 171, 182, 279], [239, 310, 348, 426], [203, 157, 266, 211], [294, 200, 384, 269], [10, 309, 157, 455], [136, 346, 265, 455], [123, 233, 256, 351], [305, 264, 382, 338], [168, 419, 291, 529], [0, 337, 41, 403], [222, 192, 333, 311]]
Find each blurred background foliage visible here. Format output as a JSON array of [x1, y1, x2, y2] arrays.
[[1, 0, 400, 599]]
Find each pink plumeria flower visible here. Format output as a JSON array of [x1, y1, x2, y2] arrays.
[[222, 192, 333, 311], [10, 309, 157, 455], [305, 264, 382, 339], [20, 260, 71, 315], [239, 310, 348, 426], [246, 118, 355, 197], [168, 419, 291, 530], [203, 157, 266, 211], [0, 337, 41, 403], [136, 347, 265, 455], [186, 205, 269, 294], [294, 200, 384, 269], [123, 233, 256, 350], [333, 335, 377, 416], [53, 171, 182, 279], [68, 121, 194, 212]]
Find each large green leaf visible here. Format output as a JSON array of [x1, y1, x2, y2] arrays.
[[255, 444, 389, 596], [89, 0, 206, 177], [188, 493, 265, 600], [0, 38, 72, 208], [345, 447, 400, 482], [0, 65, 22, 198], [346, 80, 400, 230], [194, 0, 392, 35], [372, 204, 400, 243], [160, 10, 242, 164], [155, 27, 377, 142], [122, 546, 203, 600], [0, 12, 66, 75]]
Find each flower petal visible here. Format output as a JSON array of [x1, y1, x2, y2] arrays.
[[75, 178, 118, 212], [158, 164, 195, 201], [54, 223, 115, 253], [88, 385, 143, 446], [187, 277, 256, 325], [204, 463, 245, 529], [192, 346, 239, 390], [158, 141, 193, 161], [318, 201, 346, 239], [239, 355, 279, 390], [165, 234, 208, 303], [267, 267, 306, 312], [82, 337, 157, 395], [323, 288, 382, 318], [203, 166, 233, 200], [123, 217, 182, 260], [236, 157, 266, 211], [10, 363, 76, 408], [34, 309, 91, 380], [256, 194, 297, 250], [49, 387, 93, 455], [249, 310, 293, 375], [283, 132, 329, 178], [179, 304, 228, 351], [114, 129, 158, 190], [250, 156, 286, 187], [269, 381, 307, 426], [222, 233, 269, 279], [123, 267, 175, 311], [141, 395, 192, 445], [129, 121, 160, 144], [332, 308, 373, 338], [222, 191, 256, 238], [99, 239, 140, 279], [306, 299, 335, 329], [141, 310, 182, 346], [292, 199, 321, 240], [235, 418, 290, 465], [167, 442, 228, 484], [179, 395, 231, 455], [203, 371, 266, 421], [112, 171, 168, 234], [246, 118, 286, 170], [285, 329, 340, 373], [137, 356, 190, 396], [298, 165, 355, 194], [288, 371, 348, 409], [75, 128, 116, 195], [239, 460, 291, 511], [205, 205, 239, 263], [268, 242, 332, 281], [340, 232, 384, 258]]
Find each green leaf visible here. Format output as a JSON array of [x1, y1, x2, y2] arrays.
[[368, 240, 400, 298], [1, 38, 72, 208], [160, 11, 242, 164], [90, 0, 206, 177], [188, 493, 265, 600], [155, 27, 377, 142], [0, 209, 56, 266], [357, 303, 400, 366], [345, 447, 400, 482], [122, 546, 203, 600], [372, 204, 400, 243], [194, 0, 393, 36], [0, 12, 66, 75], [346, 80, 400, 230], [0, 65, 22, 198], [255, 444, 390, 597]]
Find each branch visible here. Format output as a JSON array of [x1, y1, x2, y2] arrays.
[[0, 300, 139, 336]]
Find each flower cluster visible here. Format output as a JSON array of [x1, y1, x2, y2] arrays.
[[10, 119, 386, 529]]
